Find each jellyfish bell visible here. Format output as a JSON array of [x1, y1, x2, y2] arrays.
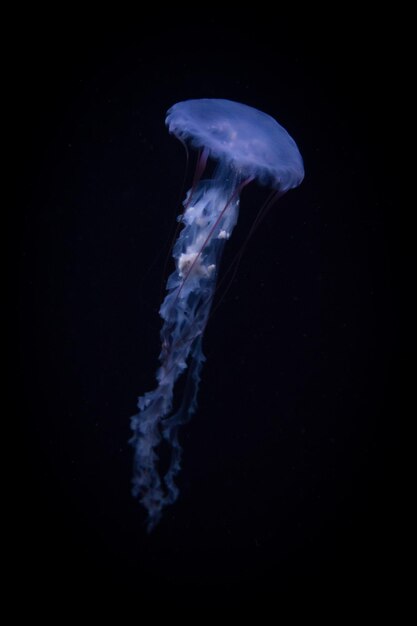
[[130, 99, 304, 530], [166, 98, 304, 192]]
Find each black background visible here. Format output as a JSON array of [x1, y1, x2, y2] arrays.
[[15, 14, 403, 609]]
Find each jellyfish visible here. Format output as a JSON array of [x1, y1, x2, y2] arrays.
[[130, 99, 304, 530]]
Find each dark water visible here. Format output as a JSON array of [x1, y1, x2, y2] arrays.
[[16, 17, 401, 609]]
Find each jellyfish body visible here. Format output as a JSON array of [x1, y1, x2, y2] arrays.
[[130, 99, 304, 530]]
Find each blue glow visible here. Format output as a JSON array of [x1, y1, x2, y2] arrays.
[[130, 99, 304, 531]]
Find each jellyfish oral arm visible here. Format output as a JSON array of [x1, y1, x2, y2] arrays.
[[130, 168, 241, 531]]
